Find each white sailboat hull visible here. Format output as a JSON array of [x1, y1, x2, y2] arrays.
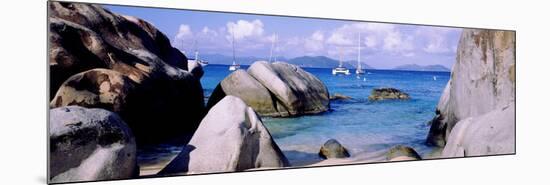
[[229, 65, 240, 71], [332, 68, 350, 75]]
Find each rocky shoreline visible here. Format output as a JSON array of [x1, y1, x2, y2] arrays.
[[48, 2, 515, 183], [48, 2, 331, 182]]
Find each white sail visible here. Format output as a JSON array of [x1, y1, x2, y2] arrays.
[[269, 34, 278, 63], [229, 29, 240, 71], [332, 47, 350, 75], [356, 32, 365, 75], [357, 32, 361, 70]]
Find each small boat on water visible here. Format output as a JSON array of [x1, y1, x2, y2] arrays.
[[184, 40, 209, 67], [229, 30, 240, 71], [228, 61, 240, 71], [356, 32, 365, 75], [433, 76, 437, 80], [332, 49, 350, 75], [187, 50, 208, 67]]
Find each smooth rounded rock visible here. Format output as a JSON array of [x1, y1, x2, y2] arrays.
[[159, 96, 290, 175], [318, 139, 350, 159], [49, 106, 137, 183], [385, 145, 421, 161]]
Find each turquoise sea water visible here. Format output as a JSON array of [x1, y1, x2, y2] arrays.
[[201, 64, 450, 165]]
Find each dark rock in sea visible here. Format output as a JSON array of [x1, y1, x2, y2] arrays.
[[187, 60, 204, 79], [159, 96, 289, 175], [207, 61, 330, 117], [49, 2, 205, 144], [425, 84, 452, 147], [428, 29, 516, 157], [368, 88, 410, 101], [385, 145, 421, 161], [50, 106, 137, 183], [318, 139, 350, 159], [330, 93, 352, 101]]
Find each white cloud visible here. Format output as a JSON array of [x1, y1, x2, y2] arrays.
[[327, 32, 353, 46], [403, 52, 416, 57], [326, 23, 414, 55], [175, 24, 193, 40], [171, 19, 460, 62], [417, 27, 457, 54], [383, 32, 414, 52], [364, 35, 377, 48], [201, 26, 218, 37], [304, 31, 325, 52], [226, 19, 265, 41], [311, 31, 324, 41], [423, 36, 450, 53]]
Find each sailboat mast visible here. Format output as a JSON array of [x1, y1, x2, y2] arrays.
[[194, 40, 198, 61], [339, 48, 343, 68], [274, 35, 278, 62], [232, 30, 236, 65], [269, 35, 275, 62], [357, 32, 361, 69]]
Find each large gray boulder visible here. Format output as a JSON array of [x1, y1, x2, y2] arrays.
[[207, 61, 330, 117], [49, 2, 205, 144], [426, 29, 515, 148], [51, 69, 135, 112], [49, 106, 137, 183], [442, 103, 515, 157], [207, 69, 279, 116], [159, 96, 289, 175]]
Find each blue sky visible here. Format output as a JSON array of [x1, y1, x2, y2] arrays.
[[105, 5, 462, 69]]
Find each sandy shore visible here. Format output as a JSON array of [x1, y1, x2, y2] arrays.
[[139, 154, 179, 176], [138, 146, 443, 177]]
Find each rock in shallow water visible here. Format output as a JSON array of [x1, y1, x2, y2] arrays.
[[368, 88, 410, 101], [187, 60, 204, 79], [49, 106, 137, 183], [207, 61, 330, 117], [330, 93, 352, 101], [159, 96, 289, 175], [385, 145, 421, 161], [318, 139, 350, 159]]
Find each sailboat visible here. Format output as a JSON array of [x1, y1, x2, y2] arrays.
[[268, 34, 278, 63], [228, 30, 240, 71], [332, 49, 350, 75], [187, 40, 209, 67], [356, 32, 365, 75]]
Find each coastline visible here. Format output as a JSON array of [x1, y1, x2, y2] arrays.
[[137, 145, 444, 177]]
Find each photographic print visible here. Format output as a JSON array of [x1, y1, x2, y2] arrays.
[[48, 1, 515, 184]]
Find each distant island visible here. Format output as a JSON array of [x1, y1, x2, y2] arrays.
[[201, 54, 374, 69], [288, 56, 374, 69], [200, 54, 449, 72], [392, 64, 450, 72]]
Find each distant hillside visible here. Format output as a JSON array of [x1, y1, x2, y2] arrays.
[[392, 64, 450, 72], [287, 56, 374, 69], [199, 54, 375, 69], [200, 54, 287, 65]]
